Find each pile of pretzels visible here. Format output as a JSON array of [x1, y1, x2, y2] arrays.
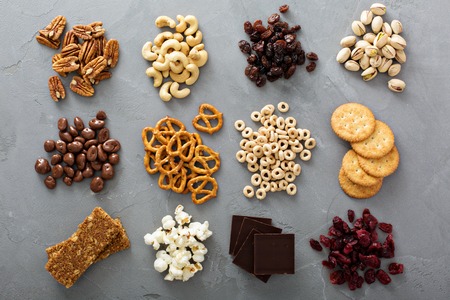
[[142, 116, 220, 204]]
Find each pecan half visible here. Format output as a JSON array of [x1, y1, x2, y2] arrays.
[[95, 36, 107, 56], [52, 56, 80, 73], [48, 76, 66, 102], [78, 39, 98, 64], [52, 54, 67, 77], [73, 25, 94, 40], [103, 39, 120, 68], [62, 30, 79, 48], [82, 56, 107, 79], [40, 15, 66, 41], [89, 70, 112, 85], [36, 35, 60, 49], [70, 76, 94, 97], [89, 21, 106, 38], [61, 43, 80, 58]]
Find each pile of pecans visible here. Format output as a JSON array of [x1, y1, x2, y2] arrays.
[[34, 111, 121, 193], [234, 102, 316, 199], [142, 15, 208, 102], [336, 3, 407, 93], [36, 15, 119, 100], [238, 6, 318, 87], [310, 208, 404, 290], [141, 116, 221, 205]]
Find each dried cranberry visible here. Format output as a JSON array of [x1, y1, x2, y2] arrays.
[[330, 270, 345, 285], [328, 226, 343, 237], [322, 260, 335, 269], [388, 263, 404, 275], [343, 243, 353, 255], [244, 21, 253, 34], [306, 62, 316, 72], [376, 269, 392, 285], [364, 269, 376, 284], [279, 4, 289, 13], [306, 52, 319, 61], [356, 276, 364, 288], [347, 210, 355, 223], [267, 13, 280, 25], [330, 251, 351, 265], [310, 239, 323, 251], [371, 230, 378, 242], [379, 222, 393, 233], [356, 229, 371, 247], [238, 40, 251, 54], [362, 208, 371, 217], [359, 254, 380, 268], [330, 238, 344, 251], [320, 235, 331, 248], [364, 214, 378, 232], [368, 242, 382, 254]]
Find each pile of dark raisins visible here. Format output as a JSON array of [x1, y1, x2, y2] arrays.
[[310, 208, 404, 290], [238, 6, 318, 87], [34, 111, 121, 193]]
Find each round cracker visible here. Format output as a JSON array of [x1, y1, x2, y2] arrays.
[[357, 145, 399, 177], [351, 120, 395, 159], [338, 167, 383, 199], [331, 103, 376, 142], [342, 150, 382, 186]]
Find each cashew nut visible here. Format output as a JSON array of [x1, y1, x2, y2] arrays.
[[186, 31, 203, 47], [167, 51, 189, 68], [145, 67, 163, 87], [153, 54, 170, 71], [159, 81, 173, 102], [170, 69, 190, 83], [155, 16, 176, 28], [169, 82, 190, 99], [180, 42, 190, 56], [152, 45, 161, 55], [184, 15, 199, 36], [160, 39, 181, 56], [192, 44, 205, 51], [142, 41, 158, 61], [162, 69, 169, 78], [169, 61, 185, 74], [154, 31, 173, 47], [173, 33, 184, 42], [185, 64, 199, 85], [176, 15, 187, 33], [189, 50, 208, 67]]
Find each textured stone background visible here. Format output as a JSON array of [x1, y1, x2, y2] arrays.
[[1, 0, 450, 299]]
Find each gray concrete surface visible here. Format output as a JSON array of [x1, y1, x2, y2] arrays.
[[1, 0, 450, 299]]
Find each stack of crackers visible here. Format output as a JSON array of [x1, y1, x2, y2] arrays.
[[331, 103, 400, 199], [45, 207, 130, 288]]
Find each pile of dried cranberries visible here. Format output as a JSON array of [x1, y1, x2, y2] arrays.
[[310, 208, 403, 290], [238, 7, 318, 87]]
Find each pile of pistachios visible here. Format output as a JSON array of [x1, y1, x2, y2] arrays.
[[336, 3, 406, 93]]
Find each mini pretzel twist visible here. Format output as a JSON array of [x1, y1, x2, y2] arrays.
[[189, 145, 220, 175], [192, 103, 223, 134], [187, 175, 218, 204]]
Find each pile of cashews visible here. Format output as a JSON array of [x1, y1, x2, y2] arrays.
[[142, 15, 208, 102]]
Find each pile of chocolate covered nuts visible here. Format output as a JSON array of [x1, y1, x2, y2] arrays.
[[34, 111, 121, 193]]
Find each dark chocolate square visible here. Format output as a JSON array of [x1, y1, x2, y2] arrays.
[[232, 229, 270, 283], [232, 218, 282, 256], [254, 233, 295, 275], [229, 215, 272, 255]]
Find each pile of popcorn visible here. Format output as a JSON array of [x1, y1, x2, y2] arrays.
[[144, 205, 212, 281]]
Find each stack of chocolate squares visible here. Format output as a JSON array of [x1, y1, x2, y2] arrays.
[[45, 207, 130, 288], [229, 215, 295, 283]]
